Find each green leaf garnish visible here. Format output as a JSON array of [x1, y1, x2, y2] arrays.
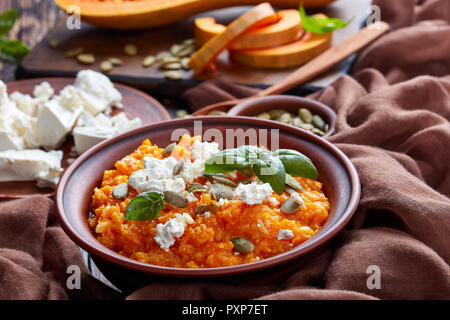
[[124, 190, 165, 221], [0, 10, 19, 37], [272, 149, 318, 180], [299, 4, 352, 34], [205, 146, 317, 194]]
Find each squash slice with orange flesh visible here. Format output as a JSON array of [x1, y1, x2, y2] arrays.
[[55, 0, 336, 30], [188, 3, 276, 74], [230, 14, 332, 69], [195, 9, 303, 50]]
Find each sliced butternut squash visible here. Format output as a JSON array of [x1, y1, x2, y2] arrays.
[[229, 29, 332, 69], [54, 0, 336, 30], [188, 3, 276, 74], [195, 10, 303, 50]]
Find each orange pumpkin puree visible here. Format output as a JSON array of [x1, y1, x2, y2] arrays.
[[89, 135, 329, 268]]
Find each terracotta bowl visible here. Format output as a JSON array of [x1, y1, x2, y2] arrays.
[[228, 95, 337, 138], [55, 117, 359, 287]]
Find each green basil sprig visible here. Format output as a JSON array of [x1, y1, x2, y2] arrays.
[[299, 4, 352, 35], [205, 146, 317, 194], [124, 191, 165, 221], [0, 10, 29, 63]]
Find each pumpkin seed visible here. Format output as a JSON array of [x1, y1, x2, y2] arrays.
[[209, 110, 226, 116], [108, 57, 123, 66], [175, 46, 194, 58], [311, 128, 325, 136], [182, 39, 196, 46], [161, 56, 180, 64], [173, 159, 184, 176], [176, 109, 189, 118], [163, 142, 176, 157], [268, 109, 285, 119], [299, 123, 315, 131], [64, 46, 83, 58], [278, 112, 293, 124], [124, 44, 137, 56], [170, 44, 183, 55], [284, 186, 297, 195], [181, 57, 190, 70], [211, 185, 234, 200], [237, 178, 252, 184], [156, 51, 172, 62], [100, 60, 113, 72], [281, 197, 301, 214], [293, 117, 304, 127], [142, 55, 156, 67], [312, 115, 326, 131], [77, 53, 95, 65], [164, 70, 182, 80], [285, 174, 303, 191], [256, 112, 271, 120], [195, 203, 218, 215], [211, 176, 236, 187], [164, 190, 188, 208], [324, 124, 329, 132], [203, 173, 225, 179], [298, 108, 313, 123], [238, 167, 253, 177], [112, 183, 128, 199], [232, 238, 254, 253], [161, 62, 182, 70], [187, 182, 204, 192], [49, 39, 59, 48]]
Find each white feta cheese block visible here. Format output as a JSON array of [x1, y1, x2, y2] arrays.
[[278, 229, 294, 240], [74, 70, 122, 115], [57, 85, 84, 111], [33, 81, 54, 100], [154, 213, 194, 251], [191, 140, 220, 161], [0, 129, 23, 151], [73, 126, 115, 154], [233, 182, 274, 205], [0, 149, 63, 188], [36, 99, 82, 149]]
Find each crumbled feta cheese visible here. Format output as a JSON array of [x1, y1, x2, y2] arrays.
[[267, 196, 279, 207], [33, 81, 54, 100], [278, 229, 294, 240], [191, 140, 220, 161], [74, 70, 122, 115], [36, 99, 82, 149], [186, 192, 198, 203], [233, 182, 273, 205], [203, 211, 211, 218], [290, 192, 304, 206], [9, 91, 46, 117], [57, 85, 84, 111], [181, 159, 206, 183], [143, 156, 178, 180], [154, 213, 194, 251], [0, 149, 63, 188], [110, 112, 141, 133], [217, 198, 230, 207], [128, 170, 185, 193]]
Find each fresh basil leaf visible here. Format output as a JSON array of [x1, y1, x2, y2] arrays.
[[253, 152, 286, 194], [0, 39, 29, 62], [205, 145, 259, 173], [273, 149, 318, 180], [299, 4, 352, 34], [124, 191, 165, 221], [0, 10, 19, 37]]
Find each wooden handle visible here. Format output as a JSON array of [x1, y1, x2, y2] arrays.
[[258, 22, 390, 96]]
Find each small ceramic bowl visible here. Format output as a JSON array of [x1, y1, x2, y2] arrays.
[[228, 95, 337, 138], [55, 116, 359, 288]]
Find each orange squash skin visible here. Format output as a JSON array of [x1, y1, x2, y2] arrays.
[[54, 0, 336, 30]]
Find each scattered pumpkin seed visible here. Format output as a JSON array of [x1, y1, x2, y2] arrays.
[[161, 56, 180, 64], [268, 109, 285, 119], [164, 190, 188, 208], [195, 203, 218, 215], [284, 186, 297, 195], [173, 159, 184, 176], [161, 62, 182, 70], [142, 55, 156, 67], [299, 123, 315, 131], [49, 39, 59, 49], [285, 174, 303, 191], [187, 182, 204, 193], [182, 39, 195, 46], [237, 178, 252, 184], [211, 176, 236, 187], [156, 51, 172, 62], [176, 109, 189, 118], [64, 46, 83, 58], [163, 142, 176, 157], [311, 128, 325, 136], [298, 108, 313, 123], [124, 44, 137, 56], [256, 112, 271, 120], [232, 238, 254, 253], [278, 113, 293, 124], [174, 46, 193, 58], [164, 70, 182, 80], [293, 117, 304, 127], [77, 53, 95, 65], [324, 124, 329, 132], [312, 115, 326, 131], [108, 57, 123, 66], [112, 183, 128, 199], [100, 60, 113, 72], [181, 57, 190, 70], [203, 173, 225, 179], [212, 187, 234, 201], [170, 44, 183, 56], [281, 197, 301, 214]]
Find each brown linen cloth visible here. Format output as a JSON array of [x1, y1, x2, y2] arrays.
[[1, 0, 449, 300]]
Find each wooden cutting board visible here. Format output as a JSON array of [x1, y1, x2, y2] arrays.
[[18, 0, 371, 96]]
